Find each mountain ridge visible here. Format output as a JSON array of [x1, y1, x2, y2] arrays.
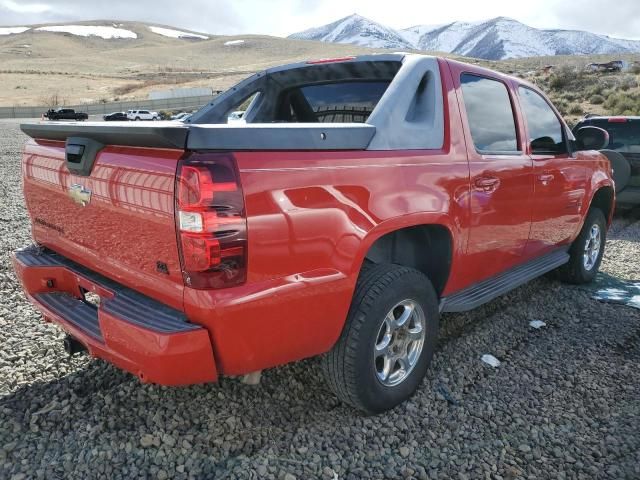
[[290, 14, 640, 60]]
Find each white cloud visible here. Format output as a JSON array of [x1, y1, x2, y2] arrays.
[[2, 0, 50, 14]]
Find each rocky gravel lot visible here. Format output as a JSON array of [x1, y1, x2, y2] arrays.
[[0, 118, 639, 479]]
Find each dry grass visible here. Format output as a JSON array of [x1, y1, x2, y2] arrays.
[[0, 21, 393, 106]]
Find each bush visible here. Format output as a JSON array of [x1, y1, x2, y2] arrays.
[[604, 92, 640, 115], [588, 83, 605, 96], [554, 98, 570, 115], [549, 65, 579, 91], [590, 94, 605, 105], [619, 75, 638, 91], [569, 103, 584, 115]]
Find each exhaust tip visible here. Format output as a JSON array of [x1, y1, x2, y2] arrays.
[[63, 335, 87, 356]]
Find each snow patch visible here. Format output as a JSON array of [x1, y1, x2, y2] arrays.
[[529, 320, 547, 329], [0, 27, 30, 35], [149, 26, 208, 40], [35, 25, 137, 39], [481, 354, 501, 368], [224, 40, 245, 46]]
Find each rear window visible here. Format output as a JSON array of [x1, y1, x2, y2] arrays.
[[279, 81, 390, 123], [577, 120, 640, 152]]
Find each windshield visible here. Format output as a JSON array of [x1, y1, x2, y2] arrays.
[[578, 119, 640, 152]]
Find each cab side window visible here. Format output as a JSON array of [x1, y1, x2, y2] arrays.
[[518, 87, 566, 154], [460, 74, 519, 153]]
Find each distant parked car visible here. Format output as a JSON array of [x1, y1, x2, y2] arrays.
[[126, 110, 159, 121], [44, 108, 88, 121], [103, 112, 128, 122], [171, 112, 189, 121], [574, 116, 640, 208]]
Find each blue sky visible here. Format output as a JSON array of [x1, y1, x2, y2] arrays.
[[1, 0, 639, 39]]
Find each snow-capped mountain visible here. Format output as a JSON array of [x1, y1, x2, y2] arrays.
[[290, 14, 414, 50], [290, 14, 640, 60]]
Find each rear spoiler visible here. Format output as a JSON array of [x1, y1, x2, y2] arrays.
[[20, 121, 377, 151], [20, 121, 189, 149]]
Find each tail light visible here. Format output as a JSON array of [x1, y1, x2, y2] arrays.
[[175, 152, 247, 289]]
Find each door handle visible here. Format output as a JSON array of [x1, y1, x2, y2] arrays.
[[474, 176, 501, 193], [539, 173, 555, 185]]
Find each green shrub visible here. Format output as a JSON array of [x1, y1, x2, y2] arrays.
[[590, 94, 605, 105], [619, 75, 638, 91], [588, 84, 605, 96], [604, 92, 640, 115], [568, 103, 583, 115]]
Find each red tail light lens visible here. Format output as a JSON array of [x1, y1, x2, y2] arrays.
[[175, 152, 247, 289]]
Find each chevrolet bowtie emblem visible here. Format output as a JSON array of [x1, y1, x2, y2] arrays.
[[69, 184, 92, 207]]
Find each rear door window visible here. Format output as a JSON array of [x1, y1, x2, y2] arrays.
[[519, 87, 566, 154], [278, 81, 390, 123], [460, 74, 519, 153]]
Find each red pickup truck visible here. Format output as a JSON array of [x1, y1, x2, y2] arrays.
[[14, 55, 614, 413]]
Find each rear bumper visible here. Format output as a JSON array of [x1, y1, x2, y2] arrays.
[[12, 246, 217, 386]]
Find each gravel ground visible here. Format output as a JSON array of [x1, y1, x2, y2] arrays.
[[1, 118, 639, 480]]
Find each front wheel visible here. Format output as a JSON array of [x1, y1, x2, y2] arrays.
[[556, 208, 607, 284], [322, 264, 439, 414]]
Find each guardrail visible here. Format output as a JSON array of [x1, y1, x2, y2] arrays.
[[0, 94, 217, 119]]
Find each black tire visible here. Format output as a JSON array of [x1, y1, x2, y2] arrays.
[[135, 117, 141, 121], [322, 263, 439, 414], [556, 208, 607, 284]]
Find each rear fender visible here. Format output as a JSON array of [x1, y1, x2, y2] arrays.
[[585, 167, 615, 226], [351, 213, 458, 283]]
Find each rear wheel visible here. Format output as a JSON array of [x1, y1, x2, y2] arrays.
[[322, 264, 439, 414], [556, 208, 607, 284]]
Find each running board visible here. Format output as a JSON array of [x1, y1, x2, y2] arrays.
[[440, 248, 570, 313]]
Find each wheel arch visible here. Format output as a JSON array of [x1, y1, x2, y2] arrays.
[[357, 221, 455, 298], [589, 185, 615, 225]]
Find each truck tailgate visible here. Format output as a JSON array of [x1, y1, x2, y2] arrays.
[[22, 139, 186, 310]]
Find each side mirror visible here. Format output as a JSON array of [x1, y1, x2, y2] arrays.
[[574, 126, 609, 151]]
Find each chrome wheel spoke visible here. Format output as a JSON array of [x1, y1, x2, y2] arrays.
[[375, 334, 392, 358], [384, 311, 398, 332], [394, 303, 413, 329], [396, 356, 409, 376], [407, 327, 423, 342], [379, 356, 393, 382]]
